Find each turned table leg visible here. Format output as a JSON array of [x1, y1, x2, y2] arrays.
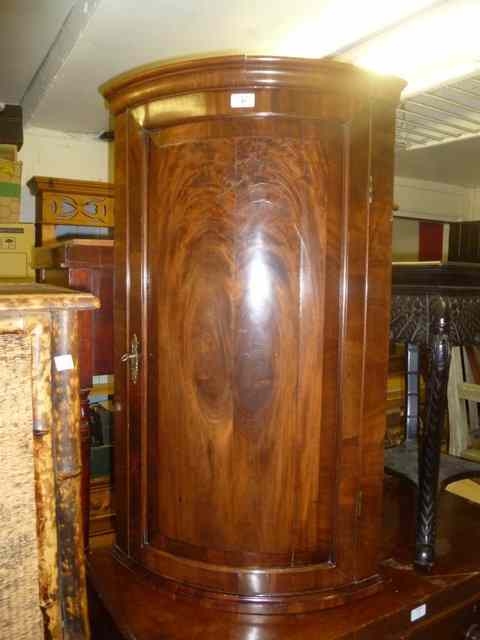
[[415, 297, 451, 570]]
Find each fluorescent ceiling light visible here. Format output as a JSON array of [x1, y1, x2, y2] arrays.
[[271, 0, 440, 59], [339, 0, 480, 96]]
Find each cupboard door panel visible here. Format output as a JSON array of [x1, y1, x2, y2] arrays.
[[144, 126, 351, 572], [147, 139, 236, 553]]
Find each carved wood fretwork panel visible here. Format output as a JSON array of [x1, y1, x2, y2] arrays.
[[27, 177, 115, 242], [43, 193, 114, 228], [390, 293, 480, 346]]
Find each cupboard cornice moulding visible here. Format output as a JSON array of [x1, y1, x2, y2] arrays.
[[100, 54, 406, 117]]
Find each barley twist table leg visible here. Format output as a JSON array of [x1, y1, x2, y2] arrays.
[[415, 296, 451, 570]]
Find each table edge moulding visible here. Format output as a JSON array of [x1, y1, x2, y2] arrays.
[[97, 54, 405, 616]]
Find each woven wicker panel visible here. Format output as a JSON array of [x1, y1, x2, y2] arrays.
[[0, 332, 43, 640]]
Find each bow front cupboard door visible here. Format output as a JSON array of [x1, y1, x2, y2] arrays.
[[102, 56, 404, 614]]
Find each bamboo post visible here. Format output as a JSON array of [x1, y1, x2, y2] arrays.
[[51, 309, 90, 639], [31, 317, 63, 639]]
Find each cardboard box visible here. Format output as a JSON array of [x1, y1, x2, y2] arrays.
[[0, 223, 34, 280], [0, 159, 22, 223], [0, 145, 17, 162]]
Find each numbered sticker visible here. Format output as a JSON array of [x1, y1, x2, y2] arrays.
[[54, 354, 75, 372], [410, 603, 427, 622], [230, 93, 255, 108]]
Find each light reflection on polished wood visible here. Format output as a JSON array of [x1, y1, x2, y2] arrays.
[[101, 55, 404, 615]]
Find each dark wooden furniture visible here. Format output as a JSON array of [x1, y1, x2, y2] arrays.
[[88, 476, 480, 639], [98, 54, 404, 615], [32, 239, 114, 546], [89, 475, 115, 541], [0, 104, 22, 148], [0, 283, 98, 639], [449, 222, 480, 263], [387, 263, 480, 569]]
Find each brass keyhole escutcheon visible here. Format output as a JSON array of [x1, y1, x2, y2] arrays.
[[121, 333, 140, 384]]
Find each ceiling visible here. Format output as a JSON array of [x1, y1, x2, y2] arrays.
[[0, 0, 444, 131], [395, 135, 480, 188], [0, 0, 75, 105], [2, 0, 480, 187]]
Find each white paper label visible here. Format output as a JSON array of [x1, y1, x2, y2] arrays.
[[410, 603, 427, 622], [230, 93, 255, 108], [54, 354, 74, 372]]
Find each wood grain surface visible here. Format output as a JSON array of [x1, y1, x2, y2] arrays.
[[104, 55, 403, 613], [88, 479, 480, 639], [146, 130, 341, 563]]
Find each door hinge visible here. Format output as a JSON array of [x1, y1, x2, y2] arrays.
[[355, 490, 364, 520], [368, 175, 374, 205]]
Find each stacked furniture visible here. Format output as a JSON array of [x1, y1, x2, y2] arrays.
[[29, 177, 115, 547], [0, 105, 22, 224]]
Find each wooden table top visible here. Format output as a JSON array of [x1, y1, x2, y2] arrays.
[[0, 282, 99, 311], [37, 239, 114, 249], [392, 262, 480, 292], [33, 239, 114, 269]]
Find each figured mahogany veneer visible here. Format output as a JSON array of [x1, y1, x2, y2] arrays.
[[100, 55, 404, 614]]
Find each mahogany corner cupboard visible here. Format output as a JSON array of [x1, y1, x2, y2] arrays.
[[101, 55, 405, 615]]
